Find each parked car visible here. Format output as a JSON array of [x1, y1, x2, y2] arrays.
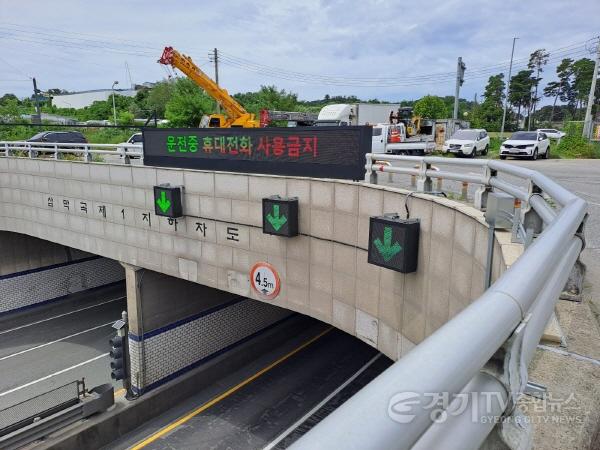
[[117, 133, 143, 159], [27, 131, 88, 145], [26, 131, 88, 157], [536, 128, 566, 140], [500, 131, 550, 160], [442, 129, 489, 157]]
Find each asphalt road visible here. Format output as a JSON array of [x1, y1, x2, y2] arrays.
[[0, 283, 126, 409], [110, 325, 391, 450]]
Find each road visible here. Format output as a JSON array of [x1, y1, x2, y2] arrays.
[[0, 283, 126, 409], [109, 323, 391, 450], [383, 157, 600, 311]]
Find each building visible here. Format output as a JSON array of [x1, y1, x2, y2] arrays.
[[52, 88, 138, 109]]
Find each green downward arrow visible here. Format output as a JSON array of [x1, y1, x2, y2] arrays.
[[374, 226, 402, 262], [156, 191, 171, 213], [267, 204, 288, 231]]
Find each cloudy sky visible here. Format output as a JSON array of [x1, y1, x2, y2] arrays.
[[1, 0, 599, 104]]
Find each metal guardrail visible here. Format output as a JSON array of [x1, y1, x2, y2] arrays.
[[0, 380, 84, 436], [0, 382, 114, 450], [0, 141, 143, 163], [292, 154, 587, 450]]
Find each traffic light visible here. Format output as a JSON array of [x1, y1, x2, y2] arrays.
[[153, 184, 183, 218], [367, 215, 420, 273], [109, 335, 126, 381], [262, 196, 299, 237]]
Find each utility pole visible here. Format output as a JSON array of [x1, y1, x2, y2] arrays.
[[213, 47, 221, 114], [500, 37, 518, 139], [583, 38, 600, 139], [32, 77, 42, 124], [453, 57, 466, 120]]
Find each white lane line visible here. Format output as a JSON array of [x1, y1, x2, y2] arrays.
[[537, 345, 600, 366], [0, 296, 125, 336], [262, 353, 382, 450], [0, 352, 109, 397], [0, 322, 114, 361], [573, 191, 600, 206]]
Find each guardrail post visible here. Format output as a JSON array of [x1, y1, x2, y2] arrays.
[[84, 145, 92, 163], [416, 161, 432, 192], [53, 144, 59, 160], [523, 182, 545, 239], [474, 167, 496, 211], [364, 154, 377, 184], [3, 142, 8, 157]]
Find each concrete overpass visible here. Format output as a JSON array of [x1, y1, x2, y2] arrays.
[[0, 157, 514, 396]]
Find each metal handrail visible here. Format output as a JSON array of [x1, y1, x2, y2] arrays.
[[292, 154, 587, 450], [0, 141, 143, 163]]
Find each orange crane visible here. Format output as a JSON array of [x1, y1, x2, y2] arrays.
[[158, 46, 259, 128]]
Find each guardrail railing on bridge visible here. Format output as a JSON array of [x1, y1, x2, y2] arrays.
[[1, 141, 143, 164], [292, 154, 587, 450]]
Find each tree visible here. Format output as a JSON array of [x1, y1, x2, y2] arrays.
[[145, 81, 174, 118], [471, 74, 505, 130], [509, 70, 535, 129], [233, 85, 300, 115], [543, 81, 562, 123], [165, 78, 213, 126], [413, 95, 448, 119], [527, 49, 549, 128], [0, 93, 19, 105], [571, 58, 595, 118]]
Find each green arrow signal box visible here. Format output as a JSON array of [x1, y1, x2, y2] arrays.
[[153, 184, 183, 218], [368, 215, 420, 273], [262, 196, 299, 237]]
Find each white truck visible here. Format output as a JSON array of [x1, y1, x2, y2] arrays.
[[371, 123, 435, 156], [316, 103, 402, 126]]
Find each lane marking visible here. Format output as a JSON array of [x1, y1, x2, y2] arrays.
[[131, 327, 334, 450], [573, 191, 600, 206], [263, 353, 382, 450], [0, 296, 125, 336], [0, 322, 114, 361], [537, 344, 600, 366], [0, 353, 109, 397]]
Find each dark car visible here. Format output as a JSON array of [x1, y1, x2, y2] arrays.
[[27, 131, 88, 144], [27, 131, 88, 157]]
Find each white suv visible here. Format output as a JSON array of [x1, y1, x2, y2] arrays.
[[500, 131, 550, 160], [443, 129, 489, 157]]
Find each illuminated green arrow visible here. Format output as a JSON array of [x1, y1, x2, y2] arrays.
[[374, 226, 402, 261], [156, 191, 171, 213], [267, 204, 287, 231]]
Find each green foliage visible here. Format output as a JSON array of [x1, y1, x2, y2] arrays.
[[0, 98, 21, 120], [233, 85, 301, 115], [471, 74, 505, 131], [165, 78, 213, 127], [145, 81, 174, 118], [554, 122, 600, 158], [413, 95, 449, 119], [118, 110, 135, 126]]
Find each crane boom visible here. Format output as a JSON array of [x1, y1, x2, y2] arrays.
[[158, 46, 258, 128]]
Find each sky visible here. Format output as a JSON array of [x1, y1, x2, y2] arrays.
[[0, 0, 599, 105]]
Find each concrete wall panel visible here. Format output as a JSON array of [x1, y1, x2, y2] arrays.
[[0, 159, 518, 362]]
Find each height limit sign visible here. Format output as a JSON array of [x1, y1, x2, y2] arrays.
[[153, 184, 183, 218], [262, 196, 298, 237], [367, 215, 420, 273]]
